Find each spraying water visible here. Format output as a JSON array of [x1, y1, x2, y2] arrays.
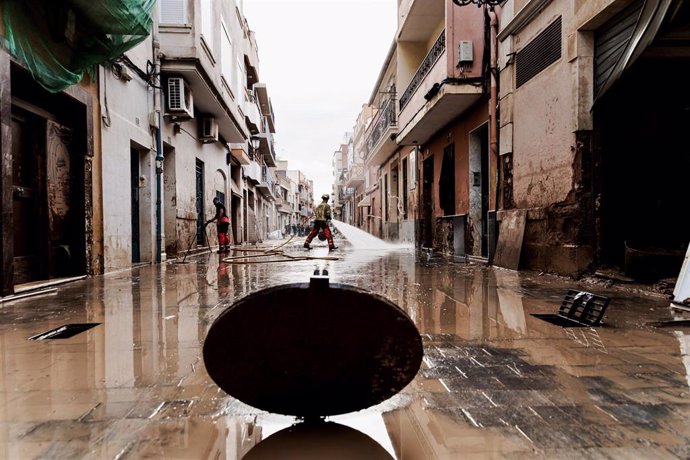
[[331, 219, 409, 250]]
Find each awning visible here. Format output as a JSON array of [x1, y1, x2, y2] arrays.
[[357, 196, 371, 207]]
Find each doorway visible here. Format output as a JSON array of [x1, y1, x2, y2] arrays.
[[11, 108, 85, 284], [231, 193, 241, 244], [422, 156, 434, 248], [11, 110, 43, 284], [439, 144, 455, 217], [469, 124, 489, 258], [195, 159, 205, 246], [390, 166, 399, 239], [131, 149, 141, 263], [594, 58, 690, 279]]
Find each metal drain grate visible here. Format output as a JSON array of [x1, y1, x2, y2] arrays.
[[29, 323, 100, 340], [532, 290, 610, 328]]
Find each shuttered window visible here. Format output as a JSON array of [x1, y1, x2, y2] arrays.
[[201, 0, 214, 53], [221, 22, 233, 84], [160, 0, 186, 24], [516, 16, 562, 88]]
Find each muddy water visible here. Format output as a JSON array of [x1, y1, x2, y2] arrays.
[[1, 241, 689, 459]]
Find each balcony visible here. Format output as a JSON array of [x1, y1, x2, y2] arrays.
[[244, 89, 262, 134], [364, 97, 398, 167], [159, 8, 248, 144], [399, 31, 446, 111], [256, 132, 277, 167], [253, 83, 276, 133], [396, 30, 483, 145], [344, 163, 365, 188], [244, 161, 262, 185], [244, 30, 260, 87], [256, 166, 275, 201], [228, 142, 251, 165], [398, 0, 445, 42]]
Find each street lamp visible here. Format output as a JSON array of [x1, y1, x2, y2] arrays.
[[249, 135, 261, 160], [452, 0, 502, 6]]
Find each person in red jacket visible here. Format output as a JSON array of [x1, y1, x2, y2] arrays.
[[207, 197, 231, 253]]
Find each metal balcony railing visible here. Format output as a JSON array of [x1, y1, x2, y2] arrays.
[[364, 97, 397, 160], [399, 30, 446, 110]]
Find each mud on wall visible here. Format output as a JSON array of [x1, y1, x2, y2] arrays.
[[519, 132, 595, 276], [502, 1, 595, 275]]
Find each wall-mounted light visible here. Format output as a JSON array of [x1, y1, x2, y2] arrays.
[[250, 135, 261, 151]]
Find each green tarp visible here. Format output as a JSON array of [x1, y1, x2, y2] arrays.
[[3, 0, 155, 92]]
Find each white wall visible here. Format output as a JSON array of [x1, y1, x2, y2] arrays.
[[100, 39, 157, 271]]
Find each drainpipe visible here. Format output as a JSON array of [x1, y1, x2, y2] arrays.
[[153, 39, 164, 263], [488, 7, 499, 211]]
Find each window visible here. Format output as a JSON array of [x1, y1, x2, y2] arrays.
[[236, 57, 246, 106], [200, 0, 214, 53], [221, 22, 233, 84], [160, 0, 186, 24]]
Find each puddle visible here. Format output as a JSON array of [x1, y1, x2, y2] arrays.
[[2, 247, 689, 458]]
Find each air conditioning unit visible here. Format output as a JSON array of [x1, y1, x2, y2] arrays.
[[166, 77, 194, 119], [200, 116, 219, 143]]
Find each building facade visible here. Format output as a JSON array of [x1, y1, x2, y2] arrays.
[[340, 0, 493, 250], [0, 0, 318, 295], [497, 0, 690, 277], [0, 3, 106, 295]]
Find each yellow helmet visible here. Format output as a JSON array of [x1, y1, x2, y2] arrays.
[[321, 194, 330, 201]]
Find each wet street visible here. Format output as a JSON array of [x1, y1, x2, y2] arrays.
[[2, 239, 690, 459]]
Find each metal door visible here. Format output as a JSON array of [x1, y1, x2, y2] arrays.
[[11, 112, 43, 284], [196, 159, 204, 246], [131, 150, 140, 263], [46, 120, 75, 277]]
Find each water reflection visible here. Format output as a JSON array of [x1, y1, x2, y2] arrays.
[[2, 246, 690, 458], [244, 421, 393, 459]]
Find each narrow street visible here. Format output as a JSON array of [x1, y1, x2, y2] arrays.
[[1, 238, 689, 459]]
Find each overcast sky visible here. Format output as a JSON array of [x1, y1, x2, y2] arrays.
[[242, 0, 397, 201]]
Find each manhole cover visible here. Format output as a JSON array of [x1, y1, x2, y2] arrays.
[[203, 280, 423, 418]]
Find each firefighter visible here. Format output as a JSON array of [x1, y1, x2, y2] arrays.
[[304, 194, 336, 251]]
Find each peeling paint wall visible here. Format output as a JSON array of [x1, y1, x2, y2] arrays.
[[160, 117, 229, 252]]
